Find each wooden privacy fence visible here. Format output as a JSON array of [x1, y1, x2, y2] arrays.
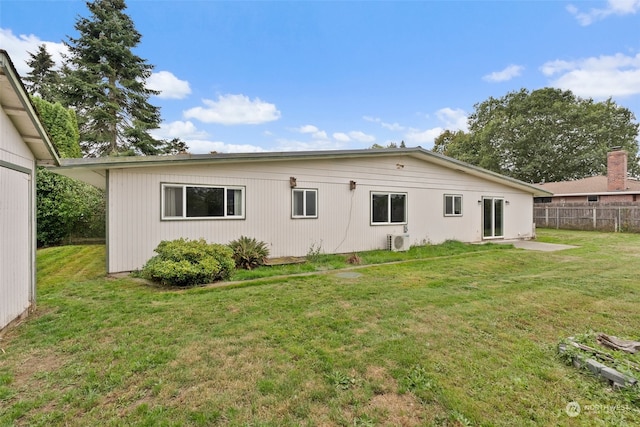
[[534, 204, 640, 232]]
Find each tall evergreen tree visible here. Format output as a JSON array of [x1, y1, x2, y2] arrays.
[[62, 0, 163, 156], [24, 44, 60, 103]]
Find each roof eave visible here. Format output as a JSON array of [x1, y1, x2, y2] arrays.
[[55, 147, 553, 196], [550, 191, 640, 197], [0, 50, 60, 166]]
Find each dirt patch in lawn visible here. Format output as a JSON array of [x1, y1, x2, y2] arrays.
[[264, 256, 307, 266]]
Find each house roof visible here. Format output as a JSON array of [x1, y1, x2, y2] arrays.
[[537, 175, 640, 196], [52, 146, 551, 196], [0, 50, 59, 166]]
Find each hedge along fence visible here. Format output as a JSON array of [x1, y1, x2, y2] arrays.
[[534, 203, 640, 232]]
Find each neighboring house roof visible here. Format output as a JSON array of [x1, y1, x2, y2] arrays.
[[537, 176, 640, 197], [0, 50, 59, 166], [53, 146, 551, 196]]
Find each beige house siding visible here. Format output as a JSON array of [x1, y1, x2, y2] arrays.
[[106, 155, 536, 273], [0, 108, 36, 330]]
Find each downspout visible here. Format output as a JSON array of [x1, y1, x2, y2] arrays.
[[30, 163, 36, 309], [105, 169, 110, 274]]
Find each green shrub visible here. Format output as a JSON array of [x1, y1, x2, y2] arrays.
[[228, 236, 270, 270], [142, 238, 235, 287]]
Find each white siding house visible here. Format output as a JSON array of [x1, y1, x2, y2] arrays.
[[0, 50, 59, 330], [56, 148, 550, 274]]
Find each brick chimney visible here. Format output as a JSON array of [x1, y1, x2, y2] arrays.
[[607, 149, 627, 191]]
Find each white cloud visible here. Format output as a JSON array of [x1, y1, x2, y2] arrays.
[[147, 71, 191, 99], [436, 108, 468, 132], [291, 124, 328, 139], [184, 94, 281, 125], [312, 130, 329, 140], [150, 122, 266, 154], [405, 127, 444, 145], [0, 28, 67, 76], [333, 132, 351, 142], [275, 138, 347, 152], [363, 116, 405, 131], [151, 120, 209, 140], [185, 140, 268, 154], [403, 107, 468, 147], [482, 64, 524, 82], [347, 131, 375, 143], [541, 53, 640, 98], [292, 125, 358, 141], [296, 124, 319, 133], [567, 0, 640, 26]]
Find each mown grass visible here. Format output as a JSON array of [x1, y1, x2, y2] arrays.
[[228, 240, 510, 281], [1, 229, 639, 426]]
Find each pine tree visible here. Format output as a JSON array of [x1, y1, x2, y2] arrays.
[[62, 0, 163, 156], [24, 44, 60, 103]]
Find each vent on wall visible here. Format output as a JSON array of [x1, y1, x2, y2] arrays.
[[387, 234, 410, 252]]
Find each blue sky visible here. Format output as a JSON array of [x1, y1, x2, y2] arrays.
[[2, 0, 640, 154]]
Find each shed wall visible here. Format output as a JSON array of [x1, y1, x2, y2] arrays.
[[0, 109, 35, 330], [107, 155, 535, 273]]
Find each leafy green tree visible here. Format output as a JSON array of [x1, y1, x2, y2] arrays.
[[371, 142, 403, 149], [36, 169, 105, 246], [30, 97, 81, 158], [432, 129, 501, 171], [434, 88, 640, 183], [31, 96, 105, 246], [61, 0, 164, 156], [24, 44, 61, 103]]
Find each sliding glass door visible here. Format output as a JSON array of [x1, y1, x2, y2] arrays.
[[482, 197, 504, 239]]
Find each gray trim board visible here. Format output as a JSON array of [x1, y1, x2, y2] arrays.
[[0, 159, 31, 175]]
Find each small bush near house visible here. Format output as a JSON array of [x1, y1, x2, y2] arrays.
[[228, 236, 270, 270], [141, 238, 235, 287]]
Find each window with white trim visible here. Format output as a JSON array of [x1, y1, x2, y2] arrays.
[[292, 188, 317, 218], [162, 184, 245, 219], [444, 194, 462, 216], [371, 192, 407, 224]]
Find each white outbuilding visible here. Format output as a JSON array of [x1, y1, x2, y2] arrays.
[[1, 50, 59, 331]]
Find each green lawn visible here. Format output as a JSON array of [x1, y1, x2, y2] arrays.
[[1, 229, 639, 426]]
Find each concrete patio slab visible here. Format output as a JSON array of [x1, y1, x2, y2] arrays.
[[496, 240, 578, 252]]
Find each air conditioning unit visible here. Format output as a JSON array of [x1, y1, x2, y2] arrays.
[[387, 234, 410, 252]]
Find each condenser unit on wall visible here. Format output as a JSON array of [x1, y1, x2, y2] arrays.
[[387, 234, 410, 252]]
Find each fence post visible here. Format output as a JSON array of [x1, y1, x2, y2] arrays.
[[545, 207, 549, 227], [556, 207, 560, 229], [618, 207, 622, 232], [593, 208, 597, 229]]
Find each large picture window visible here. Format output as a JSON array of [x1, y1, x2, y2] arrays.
[[292, 188, 317, 218], [444, 194, 462, 216], [162, 184, 244, 219], [371, 192, 407, 224]]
